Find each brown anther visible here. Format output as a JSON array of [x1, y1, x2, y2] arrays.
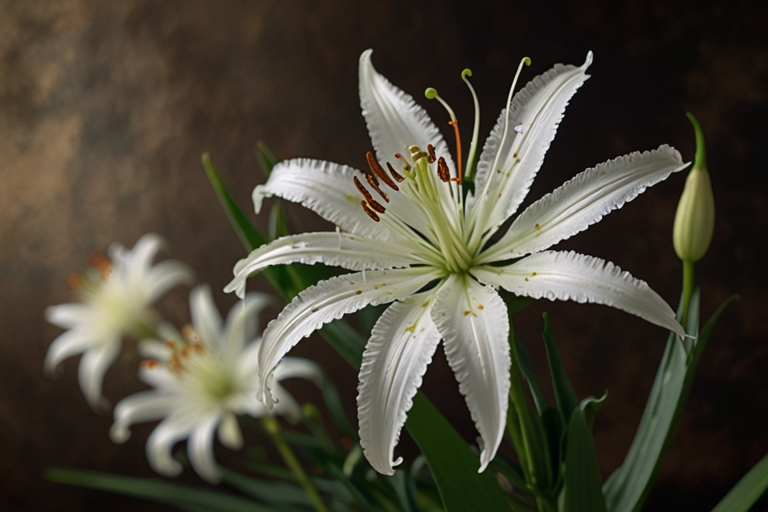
[[191, 341, 205, 353], [365, 173, 389, 202], [427, 144, 437, 164], [361, 201, 381, 222], [67, 273, 82, 290], [366, 152, 399, 191], [386, 162, 405, 182], [164, 340, 176, 350], [354, 176, 386, 213], [140, 359, 159, 369], [437, 157, 451, 182]]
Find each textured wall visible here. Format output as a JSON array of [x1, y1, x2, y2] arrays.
[[1, 1, 766, 510]]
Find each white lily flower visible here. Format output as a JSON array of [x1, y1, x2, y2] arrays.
[[45, 233, 192, 409], [110, 285, 320, 483], [225, 50, 687, 475]]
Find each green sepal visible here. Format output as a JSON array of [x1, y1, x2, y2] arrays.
[[541, 313, 579, 425], [562, 408, 608, 512], [44, 467, 280, 512], [710, 451, 768, 512], [603, 289, 739, 512]]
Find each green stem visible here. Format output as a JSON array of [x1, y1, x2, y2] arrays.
[[261, 416, 329, 512], [681, 260, 695, 328]]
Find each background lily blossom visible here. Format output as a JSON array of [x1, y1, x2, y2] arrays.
[[45, 233, 192, 409], [226, 50, 687, 475], [110, 285, 320, 483]]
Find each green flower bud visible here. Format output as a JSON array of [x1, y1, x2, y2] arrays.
[[673, 112, 715, 262]]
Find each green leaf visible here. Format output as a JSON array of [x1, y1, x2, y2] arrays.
[[580, 391, 609, 433], [44, 467, 279, 512], [202, 152, 266, 253], [406, 393, 511, 512], [318, 319, 367, 369], [541, 314, 579, 425], [318, 369, 356, 438], [514, 332, 548, 414], [710, 451, 768, 512], [268, 201, 291, 241], [603, 290, 739, 512], [562, 408, 607, 512], [220, 468, 313, 510], [257, 141, 279, 177]]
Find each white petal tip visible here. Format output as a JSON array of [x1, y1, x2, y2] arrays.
[[110, 424, 130, 444], [583, 50, 594, 69], [359, 48, 373, 63]]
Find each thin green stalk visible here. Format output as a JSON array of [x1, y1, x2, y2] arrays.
[[681, 260, 695, 329], [261, 416, 329, 512]]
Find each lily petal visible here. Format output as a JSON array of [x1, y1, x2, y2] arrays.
[[258, 268, 439, 407], [359, 50, 458, 208], [221, 293, 271, 363], [78, 337, 122, 409], [45, 304, 94, 329], [254, 158, 400, 241], [431, 275, 510, 472], [111, 391, 176, 443], [470, 52, 593, 235], [146, 260, 193, 302], [188, 415, 222, 483], [473, 251, 684, 337], [480, 145, 688, 262], [225, 232, 419, 299], [217, 411, 243, 450], [43, 329, 92, 374], [146, 415, 198, 477], [124, 233, 165, 277], [190, 286, 223, 347], [357, 290, 441, 475]]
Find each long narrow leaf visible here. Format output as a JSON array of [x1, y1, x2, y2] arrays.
[[710, 451, 768, 512], [603, 291, 738, 512], [406, 393, 511, 512], [563, 408, 607, 512], [44, 467, 279, 512], [541, 314, 579, 424]]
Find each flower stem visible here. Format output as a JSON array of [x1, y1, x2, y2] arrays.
[[261, 416, 329, 512], [681, 260, 695, 329]]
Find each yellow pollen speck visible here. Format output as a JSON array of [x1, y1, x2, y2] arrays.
[[405, 323, 416, 333], [477, 304, 484, 310], [525, 277, 529, 281], [463, 310, 471, 315], [531, 272, 537, 276], [355, 290, 362, 295], [421, 300, 430, 307], [311, 307, 319, 312], [344, 193, 358, 203], [513, 151, 519, 158], [535, 223, 541, 230]]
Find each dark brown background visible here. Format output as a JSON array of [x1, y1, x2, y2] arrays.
[[1, 1, 767, 510]]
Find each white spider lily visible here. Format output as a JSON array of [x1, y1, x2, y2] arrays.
[[110, 285, 320, 483], [45, 233, 192, 408], [226, 50, 687, 475]]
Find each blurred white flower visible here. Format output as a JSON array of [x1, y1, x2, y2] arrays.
[[110, 285, 320, 483], [44, 233, 192, 409]]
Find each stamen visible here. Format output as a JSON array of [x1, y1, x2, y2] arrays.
[[386, 162, 405, 182], [394, 153, 412, 172], [437, 157, 450, 182], [140, 359, 159, 369], [361, 201, 381, 222], [427, 144, 436, 164], [353, 176, 386, 213], [365, 173, 389, 202], [366, 152, 399, 191], [425, 88, 462, 183], [461, 69, 481, 181]]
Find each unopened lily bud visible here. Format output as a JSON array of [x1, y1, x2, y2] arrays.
[[673, 112, 715, 262]]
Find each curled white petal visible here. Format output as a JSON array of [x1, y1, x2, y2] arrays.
[[357, 290, 441, 475], [258, 268, 439, 407], [473, 251, 684, 337], [431, 276, 510, 472], [481, 145, 688, 262], [470, 52, 593, 234], [78, 338, 121, 409]]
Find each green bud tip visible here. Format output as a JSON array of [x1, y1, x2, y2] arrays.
[[686, 111, 707, 171], [424, 87, 438, 100], [522, 56, 531, 67], [461, 68, 473, 79]]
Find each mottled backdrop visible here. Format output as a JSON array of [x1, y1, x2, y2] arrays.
[[1, 1, 767, 510]]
